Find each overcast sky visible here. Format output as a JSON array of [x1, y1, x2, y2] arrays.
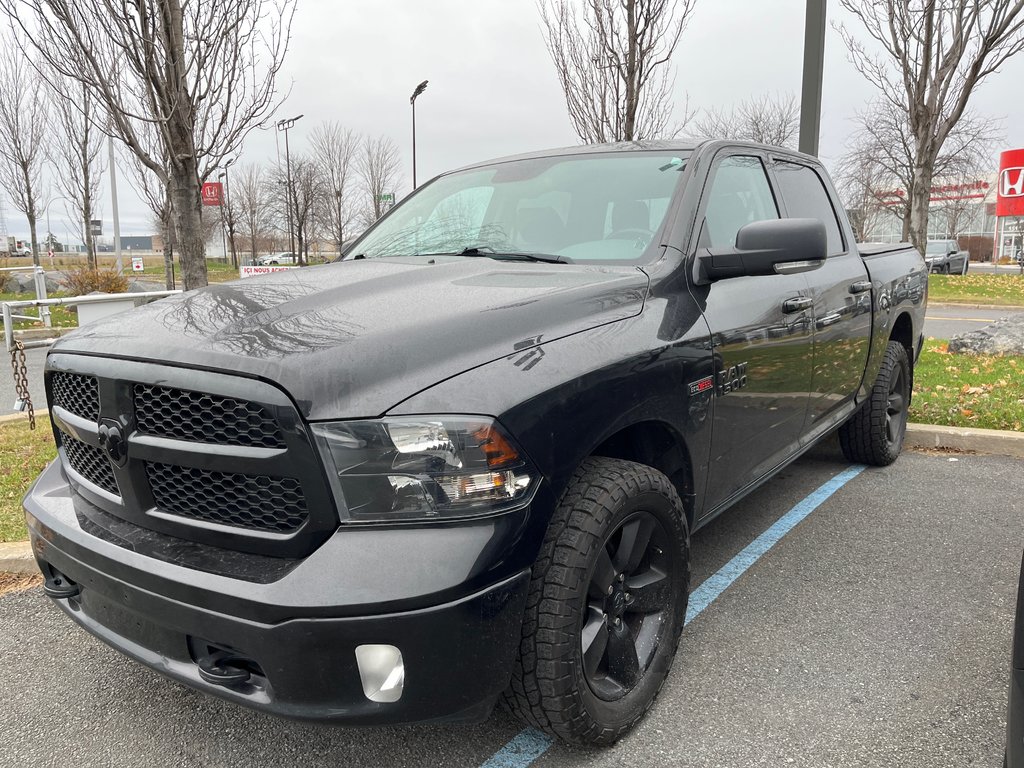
[[5, 0, 1024, 241]]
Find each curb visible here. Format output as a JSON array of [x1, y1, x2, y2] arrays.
[[0, 541, 37, 575], [905, 422, 1024, 458], [927, 302, 1024, 312], [0, 409, 49, 426]]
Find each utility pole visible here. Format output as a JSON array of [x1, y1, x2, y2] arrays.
[[108, 134, 123, 274], [798, 0, 826, 157], [410, 80, 428, 189], [276, 114, 303, 263]]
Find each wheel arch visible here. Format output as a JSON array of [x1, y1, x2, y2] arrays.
[[889, 310, 915, 393], [588, 419, 697, 528]]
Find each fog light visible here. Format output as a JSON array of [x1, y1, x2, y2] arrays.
[[355, 644, 405, 703]]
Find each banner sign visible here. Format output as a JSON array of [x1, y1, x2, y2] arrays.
[[201, 182, 223, 206], [239, 265, 298, 279], [996, 148, 1024, 218]]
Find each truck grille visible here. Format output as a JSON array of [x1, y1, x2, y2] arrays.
[[50, 372, 100, 421], [146, 463, 307, 532], [46, 355, 337, 557], [59, 430, 120, 496], [134, 384, 285, 448]]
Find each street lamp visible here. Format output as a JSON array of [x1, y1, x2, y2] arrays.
[[334, 189, 343, 254], [276, 114, 304, 262], [218, 158, 237, 268], [410, 80, 428, 189]]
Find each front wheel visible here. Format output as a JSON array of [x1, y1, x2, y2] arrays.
[[839, 340, 910, 466], [504, 457, 690, 746]]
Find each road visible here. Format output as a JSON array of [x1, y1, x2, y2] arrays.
[[0, 441, 1020, 768], [924, 305, 1020, 340]]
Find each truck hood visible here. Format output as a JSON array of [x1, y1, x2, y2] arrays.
[[51, 258, 648, 419]]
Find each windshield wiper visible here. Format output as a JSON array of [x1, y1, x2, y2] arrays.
[[458, 247, 565, 264]]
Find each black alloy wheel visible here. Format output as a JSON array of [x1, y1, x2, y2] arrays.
[[582, 511, 673, 701], [885, 360, 906, 446], [838, 340, 910, 466], [504, 456, 689, 746]]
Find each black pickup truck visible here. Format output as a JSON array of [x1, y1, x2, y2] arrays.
[[25, 141, 926, 746]]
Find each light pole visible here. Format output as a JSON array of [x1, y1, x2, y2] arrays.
[[276, 114, 303, 263], [798, 0, 826, 156], [334, 189, 343, 255], [218, 159, 237, 268], [410, 80, 428, 189]]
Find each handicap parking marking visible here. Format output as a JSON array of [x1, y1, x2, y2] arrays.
[[479, 463, 868, 768]]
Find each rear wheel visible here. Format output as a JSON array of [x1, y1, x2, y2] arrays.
[[839, 340, 910, 466], [504, 456, 689, 746]]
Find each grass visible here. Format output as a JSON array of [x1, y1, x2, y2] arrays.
[[910, 339, 1024, 431], [928, 273, 1024, 306], [0, 416, 56, 543], [0, 291, 77, 330]]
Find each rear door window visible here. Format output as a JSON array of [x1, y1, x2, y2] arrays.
[[700, 156, 779, 249]]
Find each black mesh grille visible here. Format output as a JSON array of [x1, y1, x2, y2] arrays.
[[133, 384, 285, 448], [51, 372, 100, 421], [145, 463, 307, 533], [60, 431, 119, 496]]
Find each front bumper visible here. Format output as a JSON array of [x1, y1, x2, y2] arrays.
[[25, 460, 534, 725]]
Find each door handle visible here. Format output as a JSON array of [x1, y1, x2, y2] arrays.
[[782, 296, 813, 313], [849, 281, 872, 294]]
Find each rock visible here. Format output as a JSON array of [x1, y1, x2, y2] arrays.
[[948, 312, 1024, 356], [127, 279, 166, 293]]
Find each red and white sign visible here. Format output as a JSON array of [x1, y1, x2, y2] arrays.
[[201, 182, 223, 206], [239, 265, 298, 279], [996, 148, 1024, 217], [131, 257, 144, 272]]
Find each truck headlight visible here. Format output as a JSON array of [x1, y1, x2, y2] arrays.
[[311, 416, 538, 522]]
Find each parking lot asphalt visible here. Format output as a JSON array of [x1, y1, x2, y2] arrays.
[[0, 439, 1020, 768], [924, 306, 1022, 341]]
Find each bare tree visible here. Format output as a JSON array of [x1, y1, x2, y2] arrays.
[[2, 0, 296, 289], [121, 147, 175, 288], [310, 122, 360, 253], [838, 0, 1024, 251], [693, 93, 800, 148], [358, 136, 401, 224], [235, 163, 272, 263], [0, 44, 48, 266], [540, 0, 696, 142], [836, 98, 998, 242], [289, 157, 321, 264], [47, 76, 105, 270], [834, 146, 896, 242]]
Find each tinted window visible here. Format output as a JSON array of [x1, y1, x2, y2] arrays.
[[701, 156, 779, 249], [774, 161, 844, 255]]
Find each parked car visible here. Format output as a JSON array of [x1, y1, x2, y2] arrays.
[[256, 252, 298, 265], [925, 239, 970, 274], [26, 140, 927, 746], [1009, 550, 1024, 768]]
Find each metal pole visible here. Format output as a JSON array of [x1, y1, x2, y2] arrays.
[[412, 99, 417, 190], [33, 265, 51, 328], [108, 135, 123, 274], [798, 0, 826, 157], [223, 166, 237, 268], [284, 126, 295, 258]]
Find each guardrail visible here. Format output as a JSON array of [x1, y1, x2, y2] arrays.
[[2, 289, 182, 352]]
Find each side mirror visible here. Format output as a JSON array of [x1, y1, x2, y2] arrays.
[[698, 218, 827, 281]]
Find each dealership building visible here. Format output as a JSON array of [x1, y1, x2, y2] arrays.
[[862, 148, 1024, 262]]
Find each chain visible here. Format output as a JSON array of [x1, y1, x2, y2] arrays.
[[10, 339, 35, 430]]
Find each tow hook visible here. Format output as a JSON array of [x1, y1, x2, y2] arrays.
[[42, 571, 80, 600], [197, 650, 253, 687]]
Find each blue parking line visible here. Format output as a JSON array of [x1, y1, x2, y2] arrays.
[[479, 464, 867, 768]]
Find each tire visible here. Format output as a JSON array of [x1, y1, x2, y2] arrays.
[[839, 340, 911, 466], [941, 263, 951, 274], [503, 456, 690, 747]]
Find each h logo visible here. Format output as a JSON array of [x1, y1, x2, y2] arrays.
[[1001, 167, 1024, 198]]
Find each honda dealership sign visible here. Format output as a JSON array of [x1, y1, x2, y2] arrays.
[[996, 148, 1024, 217], [201, 182, 223, 206]]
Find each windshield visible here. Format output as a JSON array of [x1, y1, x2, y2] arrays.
[[926, 241, 951, 254], [347, 152, 690, 264]]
